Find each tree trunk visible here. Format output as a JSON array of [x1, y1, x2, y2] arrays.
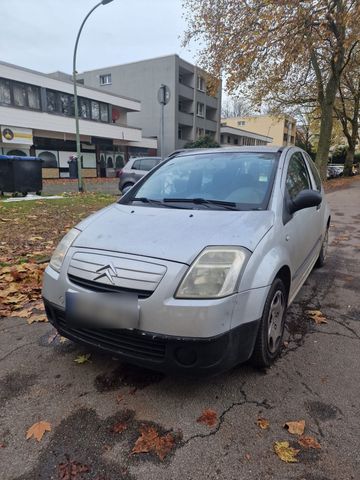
[[344, 144, 355, 176], [315, 99, 334, 179]]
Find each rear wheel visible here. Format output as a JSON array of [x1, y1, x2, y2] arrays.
[[251, 278, 287, 368], [315, 227, 329, 268]]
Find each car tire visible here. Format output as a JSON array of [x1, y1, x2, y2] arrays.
[[315, 227, 329, 268], [251, 278, 287, 368], [121, 183, 134, 191]]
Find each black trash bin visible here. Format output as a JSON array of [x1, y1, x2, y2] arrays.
[[68, 157, 78, 179], [0, 155, 43, 196]]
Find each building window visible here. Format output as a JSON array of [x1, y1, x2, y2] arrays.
[[196, 102, 205, 117], [46, 90, 57, 112], [38, 151, 58, 168], [100, 103, 109, 122], [178, 125, 183, 140], [237, 120, 245, 126], [79, 98, 90, 119], [283, 133, 288, 142], [0, 78, 11, 105], [196, 127, 204, 138], [197, 76, 205, 92], [91, 101, 100, 120], [220, 134, 224, 143], [227, 135, 231, 144], [234, 138, 238, 145], [59, 93, 72, 115], [13, 83, 27, 107], [100, 74, 112, 85]]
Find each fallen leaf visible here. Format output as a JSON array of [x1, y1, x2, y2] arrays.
[[58, 457, 90, 480], [112, 422, 128, 434], [273, 441, 299, 463], [197, 409, 218, 427], [284, 420, 305, 436], [74, 353, 91, 364], [306, 310, 328, 324], [27, 313, 48, 324], [298, 435, 321, 449], [257, 417, 270, 430], [245, 453, 251, 461], [26, 421, 51, 442], [131, 425, 175, 461], [116, 394, 124, 404]]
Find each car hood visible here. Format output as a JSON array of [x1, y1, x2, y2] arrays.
[[74, 203, 274, 265]]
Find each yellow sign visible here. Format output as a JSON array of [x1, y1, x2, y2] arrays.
[[1, 126, 33, 145]]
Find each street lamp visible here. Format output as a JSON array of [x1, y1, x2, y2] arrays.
[[72, 0, 114, 192]]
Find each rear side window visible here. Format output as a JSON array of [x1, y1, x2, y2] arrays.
[[286, 152, 311, 200], [304, 154, 322, 192], [132, 159, 141, 170], [140, 158, 158, 171]]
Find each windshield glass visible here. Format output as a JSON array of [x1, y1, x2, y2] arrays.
[[122, 152, 278, 210]]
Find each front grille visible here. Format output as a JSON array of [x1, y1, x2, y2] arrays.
[[47, 303, 166, 362], [68, 274, 153, 299]]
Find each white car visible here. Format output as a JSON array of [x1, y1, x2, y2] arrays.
[[43, 147, 330, 375]]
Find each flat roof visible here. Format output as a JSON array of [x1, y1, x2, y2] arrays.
[[0, 60, 141, 105], [220, 125, 273, 142]]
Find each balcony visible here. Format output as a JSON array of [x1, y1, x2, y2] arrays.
[[178, 111, 194, 127], [179, 82, 194, 100]]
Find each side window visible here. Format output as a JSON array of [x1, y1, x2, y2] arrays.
[[304, 153, 322, 192], [140, 159, 157, 171], [132, 159, 141, 170], [286, 152, 311, 200]]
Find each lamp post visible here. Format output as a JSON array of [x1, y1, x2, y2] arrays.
[[73, 0, 114, 192]]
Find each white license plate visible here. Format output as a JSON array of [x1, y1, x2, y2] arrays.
[[65, 291, 139, 329]]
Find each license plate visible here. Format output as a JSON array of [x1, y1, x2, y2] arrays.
[[65, 291, 139, 329]]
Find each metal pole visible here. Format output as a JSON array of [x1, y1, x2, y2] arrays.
[[160, 101, 165, 160], [72, 0, 114, 192]]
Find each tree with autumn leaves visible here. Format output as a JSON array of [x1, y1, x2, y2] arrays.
[[183, 0, 360, 178]]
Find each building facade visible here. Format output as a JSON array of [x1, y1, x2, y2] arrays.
[[0, 62, 157, 179], [220, 125, 272, 147], [79, 55, 222, 157], [221, 114, 297, 147]]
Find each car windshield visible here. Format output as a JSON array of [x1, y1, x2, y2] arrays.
[[121, 152, 278, 210]]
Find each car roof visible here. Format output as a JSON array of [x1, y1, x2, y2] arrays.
[[173, 146, 288, 157]]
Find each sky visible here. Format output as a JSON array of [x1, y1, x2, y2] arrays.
[[0, 0, 195, 75]]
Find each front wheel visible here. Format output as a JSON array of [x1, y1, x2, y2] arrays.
[[251, 278, 287, 368], [315, 227, 329, 268]]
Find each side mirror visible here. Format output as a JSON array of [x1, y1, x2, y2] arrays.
[[289, 189, 322, 214]]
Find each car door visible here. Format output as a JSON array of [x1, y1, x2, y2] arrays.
[[130, 158, 144, 183], [283, 151, 322, 295]]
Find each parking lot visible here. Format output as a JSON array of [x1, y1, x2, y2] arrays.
[[1, 180, 359, 480]]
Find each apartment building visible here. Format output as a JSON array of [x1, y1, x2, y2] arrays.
[[220, 125, 272, 147], [222, 114, 297, 147], [0, 62, 156, 178], [79, 55, 222, 156]]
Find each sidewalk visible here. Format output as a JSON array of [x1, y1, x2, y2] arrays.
[[43, 178, 119, 195]]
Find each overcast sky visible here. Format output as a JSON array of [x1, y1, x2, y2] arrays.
[[0, 0, 194, 74]]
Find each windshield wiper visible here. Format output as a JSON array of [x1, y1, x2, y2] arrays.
[[132, 197, 186, 209], [163, 198, 240, 210]]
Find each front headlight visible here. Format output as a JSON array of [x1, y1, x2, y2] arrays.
[[175, 246, 250, 299], [49, 228, 80, 273]]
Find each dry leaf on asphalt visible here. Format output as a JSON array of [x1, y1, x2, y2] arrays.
[[132, 425, 175, 461], [306, 309, 328, 324], [58, 457, 90, 480], [74, 353, 91, 364], [257, 417, 270, 430], [273, 441, 299, 463], [298, 435, 321, 449], [197, 409, 218, 427], [112, 422, 128, 434], [26, 421, 51, 442], [284, 420, 305, 435], [27, 313, 48, 324]]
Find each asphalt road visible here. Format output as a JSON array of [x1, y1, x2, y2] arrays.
[[1, 181, 359, 480]]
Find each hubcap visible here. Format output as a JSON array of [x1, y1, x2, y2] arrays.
[[267, 290, 285, 354], [321, 229, 329, 260]]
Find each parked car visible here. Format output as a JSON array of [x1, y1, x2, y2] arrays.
[[43, 146, 330, 375], [118, 156, 162, 192], [327, 165, 338, 179]]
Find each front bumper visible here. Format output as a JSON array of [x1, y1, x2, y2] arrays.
[[44, 299, 260, 375]]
